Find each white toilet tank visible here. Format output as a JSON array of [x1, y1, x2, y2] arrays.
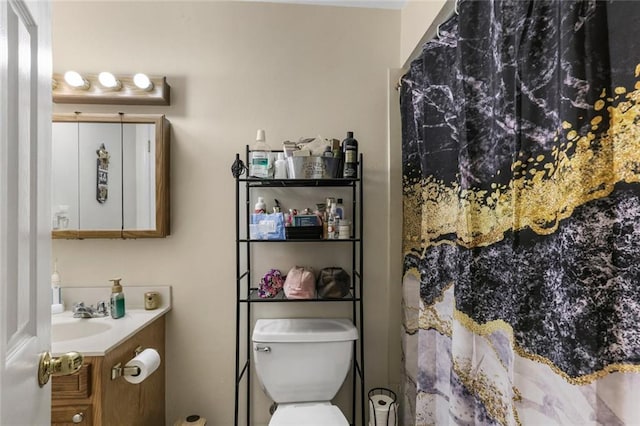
[[252, 318, 358, 404]]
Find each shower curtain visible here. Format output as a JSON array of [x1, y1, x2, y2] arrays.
[[400, 1, 640, 424]]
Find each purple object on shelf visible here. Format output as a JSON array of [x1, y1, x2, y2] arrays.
[[258, 269, 284, 298]]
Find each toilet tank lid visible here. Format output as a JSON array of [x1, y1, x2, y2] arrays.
[[252, 318, 358, 343]]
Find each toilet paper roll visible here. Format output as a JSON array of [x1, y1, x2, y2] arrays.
[[369, 395, 397, 426], [124, 348, 161, 384]]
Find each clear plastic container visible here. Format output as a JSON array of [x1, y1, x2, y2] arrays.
[[249, 129, 272, 178]]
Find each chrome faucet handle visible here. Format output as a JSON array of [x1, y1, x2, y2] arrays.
[[73, 302, 90, 313], [72, 302, 94, 318], [96, 301, 108, 316]]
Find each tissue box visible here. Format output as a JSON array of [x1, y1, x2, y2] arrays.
[[292, 215, 321, 227]]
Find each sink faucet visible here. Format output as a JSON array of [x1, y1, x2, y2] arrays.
[[73, 301, 109, 318], [96, 301, 108, 316]]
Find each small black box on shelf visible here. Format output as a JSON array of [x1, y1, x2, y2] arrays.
[[285, 226, 323, 240]]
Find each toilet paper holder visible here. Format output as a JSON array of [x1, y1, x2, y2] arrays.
[[111, 346, 144, 380]]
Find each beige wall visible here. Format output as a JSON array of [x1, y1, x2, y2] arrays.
[[52, 2, 400, 424], [400, 0, 450, 67]]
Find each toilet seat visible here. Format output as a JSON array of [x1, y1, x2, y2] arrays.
[[269, 402, 349, 425]]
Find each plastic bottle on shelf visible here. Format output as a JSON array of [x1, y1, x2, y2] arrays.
[[334, 198, 344, 220], [341, 131, 358, 178], [249, 129, 272, 178], [255, 197, 266, 213], [338, 220, 351, 239], [274, 152, 288, 179], [51, 260, 64, 314], [327, 203, 339, 239]]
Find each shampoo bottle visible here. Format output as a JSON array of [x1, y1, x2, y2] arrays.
[[110, 278, 126, 319], [341, 131, 358, 178]]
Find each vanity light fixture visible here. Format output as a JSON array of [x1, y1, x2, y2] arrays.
[[52, 72, 170, 105], [64, 71, 90, 90], [133, 73, 153, 91], [98, 72, 122, 90]]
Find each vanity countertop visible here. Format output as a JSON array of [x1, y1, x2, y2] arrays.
[[51, 286, 171, 357]]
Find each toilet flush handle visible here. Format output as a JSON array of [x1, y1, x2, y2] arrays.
[[255, 345, 271, 353]]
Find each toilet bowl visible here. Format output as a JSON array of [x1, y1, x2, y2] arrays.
[[252, 318, 358, 426]]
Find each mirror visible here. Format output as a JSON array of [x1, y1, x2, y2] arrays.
[[52, 113, 170, 239]]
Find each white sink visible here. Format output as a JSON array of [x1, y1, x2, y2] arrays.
[[51, 286, 171, 356], [52, 320, 112, 342]]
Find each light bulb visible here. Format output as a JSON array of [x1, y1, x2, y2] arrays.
[[133, 73, 153, 91], [98, 72, 121, 90], [64, 71, 89, 89]]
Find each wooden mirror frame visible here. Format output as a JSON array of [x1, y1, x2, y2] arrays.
[[52, 113, 170, 239]]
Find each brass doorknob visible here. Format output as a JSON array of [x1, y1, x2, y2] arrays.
[[38, 351, 83, 387]]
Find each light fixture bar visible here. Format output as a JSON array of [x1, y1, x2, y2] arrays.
[[52, 73, 170, 105]]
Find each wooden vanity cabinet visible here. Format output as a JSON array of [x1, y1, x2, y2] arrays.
[[51, 316, 166, 426]]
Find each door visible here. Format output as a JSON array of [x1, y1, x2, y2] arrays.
[[0, 0, 52, 425]]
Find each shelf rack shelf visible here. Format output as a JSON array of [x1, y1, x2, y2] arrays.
[[233, 145, 364, 425]]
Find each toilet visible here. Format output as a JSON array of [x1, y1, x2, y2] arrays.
[[252, 318, 358, 425]]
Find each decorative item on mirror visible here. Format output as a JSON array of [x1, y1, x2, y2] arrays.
[[96, 143, 110, 203]]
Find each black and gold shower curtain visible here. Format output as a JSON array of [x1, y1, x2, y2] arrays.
[[400, 1, 640, 424]]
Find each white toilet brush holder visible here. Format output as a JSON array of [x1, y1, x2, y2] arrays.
[[368, 387, 398, 426]]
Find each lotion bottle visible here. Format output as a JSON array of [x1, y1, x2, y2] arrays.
[[254, 197, 266, 213], [109, 278, 126, 319], [274, 153, 288, 179], [51, 260, 64, 314]]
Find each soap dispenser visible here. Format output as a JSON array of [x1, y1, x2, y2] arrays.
[[109, 278, 126, 319]]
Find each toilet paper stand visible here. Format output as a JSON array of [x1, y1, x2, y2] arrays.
[[111, 346, 144, 380], [368, 387, 398, 426]]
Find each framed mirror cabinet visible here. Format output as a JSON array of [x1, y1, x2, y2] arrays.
[[52, 113, 170, 239]]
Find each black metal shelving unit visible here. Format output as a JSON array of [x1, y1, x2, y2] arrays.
[[233, 146, 365, 426]]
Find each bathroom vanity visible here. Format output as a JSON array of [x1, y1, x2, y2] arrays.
[[51, 287, 171, 425]]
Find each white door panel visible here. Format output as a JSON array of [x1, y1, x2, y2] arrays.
[[0, 0, 51, 425]]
